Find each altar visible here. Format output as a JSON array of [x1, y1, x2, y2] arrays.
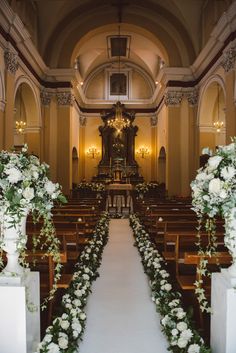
[[106, 183, 133, 190]]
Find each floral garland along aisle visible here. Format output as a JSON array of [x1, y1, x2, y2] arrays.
[[36, 212, 109, 353], [130, 214, 211, 353]]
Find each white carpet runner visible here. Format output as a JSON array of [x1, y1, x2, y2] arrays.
[[78, 219, 168, 353]]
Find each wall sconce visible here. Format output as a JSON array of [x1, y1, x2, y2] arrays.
[[15, 120, 26, 134], [86, 146, 100, 159], [136, 146, 150, 158], [213, 121, 224, 133]]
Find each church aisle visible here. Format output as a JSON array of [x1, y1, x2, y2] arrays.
[[78, 219, 168, 353]]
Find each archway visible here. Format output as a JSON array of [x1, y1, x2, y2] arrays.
[[198, 78, 226, 158], [157, 146, 166, 186], [14, 81, 41, 157], [72, 147, 79, 188]]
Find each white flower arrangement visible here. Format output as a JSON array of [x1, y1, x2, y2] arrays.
[[76, 182, 105, 192], [134, 182, 159, 198], [0, 144, 67, 306], [37, 212, 109, 353], [130, 214, 211, 353], [191, 138, 236, 312]]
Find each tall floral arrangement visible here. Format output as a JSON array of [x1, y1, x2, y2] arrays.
[[0, 145, 67, 305], [191, 138, 236, 311]]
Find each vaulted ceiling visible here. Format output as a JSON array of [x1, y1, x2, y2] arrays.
[[9, 0, 231, 89]]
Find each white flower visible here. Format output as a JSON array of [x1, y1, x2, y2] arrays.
[[163, 283, 172, 291], [176, 321, 188, 331], [45, 342, 60, 353], [72, 320, 82, 333], [80, 312, 86, 320], [177, 337, 188, 348], [208, 178, 221, 194], [180, 328, 193, 340], [208, 155, 222, 170], [188, 343, 201, 353], [58, 335, 68, 349], [219, 189, 228, 199], [45, 180, 56, 195], [60, 320, 70, 330], [171, 328, 179, 336], [43, 334, 52, 343], [5, 167, 22, 183], [22, 187, 34, 200], [221, 166, 235, 180]]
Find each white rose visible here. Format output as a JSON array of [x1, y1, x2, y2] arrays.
[[180, 328, 193, 340], [208, 155, 222, 170], [171, 328, 179, 336], [5, 167, 22, 183], [60, 320, 69, 330], [80, 312, 86, 320], [196, 172, 207, 181], [177, 337, 188, 348], [164, 283, 172, 291], [221, 166, 235, 180], [46, 342, 60, 353], [72, 320, 82, 333], [58, 336, 68, 349], [45, 180, 56, 195], [219, 189, 228, 199], [22, 187, 34, 200], [188, 343, 201, 353], [208, 178, 221, 194], [176, 321, 188, 331], [44, 334, 52, 343], [222, 143, 235, 153], [176, 310, 186, 319], [73, 299, 81, 307]]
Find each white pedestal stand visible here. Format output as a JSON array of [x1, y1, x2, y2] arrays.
[[0, 270, 40, 353], [211, 269, 236, 353]]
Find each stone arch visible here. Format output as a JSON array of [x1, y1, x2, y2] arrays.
[[14, 77, 41, 157], [72, 147, 79, 187], [157, 146, 166, 185], [198, 75, 226, 156]]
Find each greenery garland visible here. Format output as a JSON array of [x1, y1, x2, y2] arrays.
[[36, 212, 109, 353], [130, 214, 211, 353]]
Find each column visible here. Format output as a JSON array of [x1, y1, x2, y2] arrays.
[[56, 91, 73, 195], [221, 46, 236, 143], [79, 115, 86, 181], [150, 114, 157, 181], [4, 48, 18, 150], [164, 91, 183, 196]]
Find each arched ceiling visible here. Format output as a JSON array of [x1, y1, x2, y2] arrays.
[[34, 0, 206, 83]]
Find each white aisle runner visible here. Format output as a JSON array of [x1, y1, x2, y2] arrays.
[[78, 219, 168, 353]]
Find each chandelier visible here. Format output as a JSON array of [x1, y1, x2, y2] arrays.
[[15, 120, 26, 134], [107, 101, 130, 133]]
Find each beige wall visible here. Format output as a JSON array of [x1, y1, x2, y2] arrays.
[[84, 116, 102, 181], [135, 116, 152, 181]]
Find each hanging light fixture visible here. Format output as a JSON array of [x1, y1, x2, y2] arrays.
[[213, 83, 224, 133], [107, 101, 130, 133], [15, 85, 26, 134], [107, 24, 130, 133]]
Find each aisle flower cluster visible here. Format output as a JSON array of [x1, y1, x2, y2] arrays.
[[134, 182, 160, 198], [130, 214, 211, 353], [37, 212, 109, 353], [76, 182, 105, 192]]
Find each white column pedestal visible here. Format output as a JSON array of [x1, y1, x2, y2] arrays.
[[211, 269, 236, 353], [0, 271, 40, 353]]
